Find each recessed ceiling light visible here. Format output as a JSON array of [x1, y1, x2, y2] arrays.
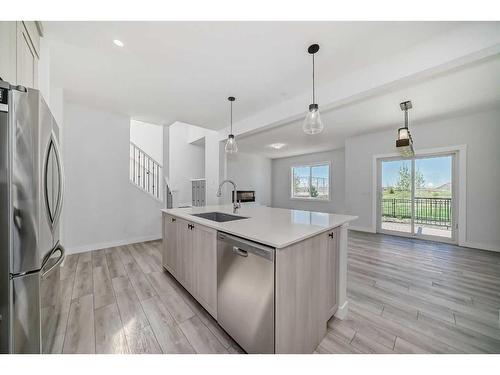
[[113, 39, 124, 47], [269, 143, 286, 149]]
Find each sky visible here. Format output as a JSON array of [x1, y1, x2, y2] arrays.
[[294, 165, 329, 178], [382, 156, 452, 188]]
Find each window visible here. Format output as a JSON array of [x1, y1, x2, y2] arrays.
[[291, 163, 330, 200]]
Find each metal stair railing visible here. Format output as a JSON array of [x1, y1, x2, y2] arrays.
[[129, 142, 162, 200]]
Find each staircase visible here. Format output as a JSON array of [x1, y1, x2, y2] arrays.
[[129, 142, 163, 200]]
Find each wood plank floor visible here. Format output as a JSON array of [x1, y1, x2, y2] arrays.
[[57, 241, 243, 354], [317, 231, 500, 354], [55, 232, 500, 354]]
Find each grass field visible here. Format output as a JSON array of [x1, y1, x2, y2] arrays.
[[382, 189, 451, 199], [381, 189, 452, 225]]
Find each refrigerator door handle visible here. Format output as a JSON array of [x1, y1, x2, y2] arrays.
[[52, 133, 64, 227], [41, 242, 65, 278], [43, 132, 64, 229]]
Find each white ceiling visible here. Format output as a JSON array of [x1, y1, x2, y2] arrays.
[[45, 21, 461, 129], [234, 55, 500, 158]]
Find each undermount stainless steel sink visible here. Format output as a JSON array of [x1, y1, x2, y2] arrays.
[[191, 212, 248, 222]]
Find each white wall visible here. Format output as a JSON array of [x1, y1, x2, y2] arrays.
[[163, 125, 170, 179], [167, 121, 224, 207], [271, 149, 346, 214], [168, 122, 206, 206], [38, 37, 51, 102], [226, 152, 272, 206], [130, 119, 163, 163], [204, 132, 222, 206], [345, 108, 500, 251], [62, 103, 162, 253], [49, 87, 63, 124]]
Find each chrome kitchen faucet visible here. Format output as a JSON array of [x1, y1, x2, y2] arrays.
[[216, 179, 241, 213]]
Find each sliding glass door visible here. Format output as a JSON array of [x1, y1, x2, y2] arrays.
[[414, 155, 454, 239], [380, 159, 413, 234], [378, 153, 456, 242]]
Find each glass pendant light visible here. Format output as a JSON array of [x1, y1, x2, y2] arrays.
[[225, 96, 238, 153], [396, 100, 415, 157], [303, 43, 324, 135]]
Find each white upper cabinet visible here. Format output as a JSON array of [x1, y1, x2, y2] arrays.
[[0, 22, 17, 84], [16, 22, 41, 89], [0, 21, 42, 88]]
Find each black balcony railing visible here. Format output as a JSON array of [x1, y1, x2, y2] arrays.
[[381, 197, 452, 228], [130, 142, 162, 200]]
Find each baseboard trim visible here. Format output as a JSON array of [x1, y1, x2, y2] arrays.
[[65, 234, 162, 255], [348, 225, 376, 233], [462, 241, 500, 253], [334, 301, 349, 320]]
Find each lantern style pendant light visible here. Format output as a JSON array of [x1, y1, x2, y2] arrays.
[[396, 100, 415, 157], [303, 43, 324, 135], [225, 96, 238, 154]]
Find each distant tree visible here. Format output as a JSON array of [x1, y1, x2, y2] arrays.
[[415, 168, 426, 189], [396, 164, 411, 191], [396, 165, 425, 191], [389, 187, 395, 194]]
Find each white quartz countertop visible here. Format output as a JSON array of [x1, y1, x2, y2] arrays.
[[161, 204, 357, 249]]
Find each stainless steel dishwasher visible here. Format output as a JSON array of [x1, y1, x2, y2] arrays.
[[217, 232, 275, 354]]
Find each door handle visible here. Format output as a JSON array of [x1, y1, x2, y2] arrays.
[[328, 232, 334, 239], [43, 133, 64, 229], [52, 135, 64, 227], [232, 246, 248, 257], [171, 217, 176, 222], [41, 242, 66, 278]]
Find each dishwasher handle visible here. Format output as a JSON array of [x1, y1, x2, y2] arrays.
[[232, 246, 248, 257], [218, 232, 275, 261]]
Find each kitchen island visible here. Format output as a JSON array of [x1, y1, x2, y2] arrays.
[[161, 204, 357, 353]]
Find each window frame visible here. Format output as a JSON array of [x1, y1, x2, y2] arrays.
[[290, 161, 331, 201]]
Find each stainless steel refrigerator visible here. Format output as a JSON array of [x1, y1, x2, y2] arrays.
[[0, 80, 65, 354]]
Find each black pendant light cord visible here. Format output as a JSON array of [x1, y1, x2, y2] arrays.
[[312, 53, 315, 105], [227, 96, 236, 135]]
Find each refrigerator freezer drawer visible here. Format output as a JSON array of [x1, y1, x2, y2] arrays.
[[11, 272, 41, 353]]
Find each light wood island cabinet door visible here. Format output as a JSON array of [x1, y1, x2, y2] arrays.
[[192, 224, 217, 318], [162, 214, 178, 275], [162, 214, 167, 267], [176, 219, 194, 293], [162, 217, 217, 318], [325, 227, 340, 319], [275, 233, 328, 354]]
